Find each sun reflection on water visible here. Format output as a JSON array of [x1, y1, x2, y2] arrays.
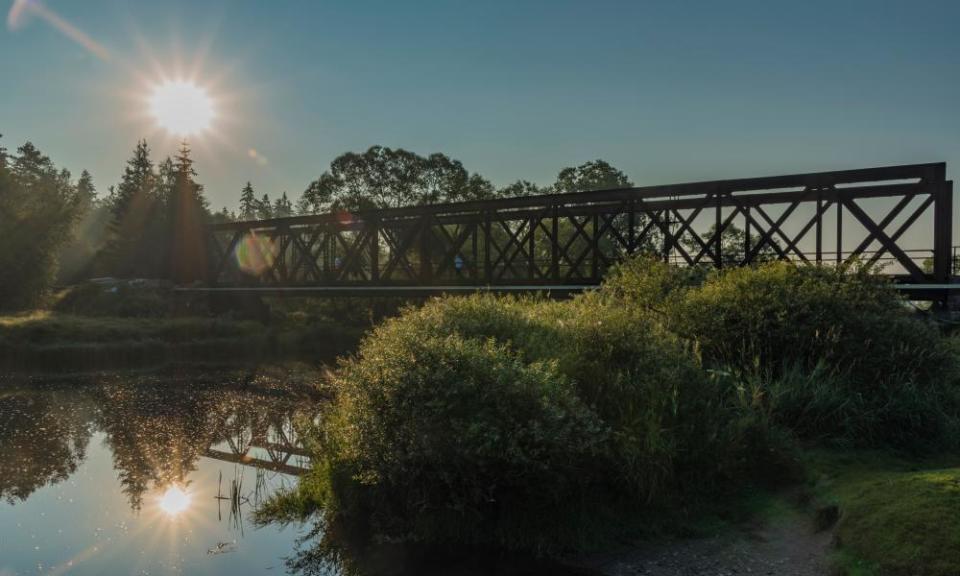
[[157, 485, 191, 517]]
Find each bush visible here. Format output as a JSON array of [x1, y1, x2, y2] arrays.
[[276, 293, 794, 554], [321, 328, 609, 552], [602, 258, 960, 450]]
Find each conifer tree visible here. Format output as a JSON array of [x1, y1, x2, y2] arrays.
[[101, 140, 157, 277], [168, 141, 209, 283], [238, 181, 257, 220], [273, 191, 293, 218], [256, 193, 273, 219]]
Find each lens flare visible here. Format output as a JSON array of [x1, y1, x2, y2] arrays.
[[149, 80, 215, 137], [234, 231, 278, 276], [157, 485, 191, 517]]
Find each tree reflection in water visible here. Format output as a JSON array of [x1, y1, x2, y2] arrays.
[[0, 389, 94, 503], [0, 372, 313, 512]]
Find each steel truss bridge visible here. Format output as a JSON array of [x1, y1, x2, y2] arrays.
[[199, 163, 954, 300]]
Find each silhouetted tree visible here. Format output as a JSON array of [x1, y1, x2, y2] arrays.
[[273, 191, 293, 217], [99, 140, 160, 277], [680, 223, 780, 266], [256, 193, 273, 219], [57, 170, 114, 283], [168, 141, 209, 283], [239, 181, 257, 220], [554, 159, 632, 193], [0, 138, 86, 309], [300, 146, 494, 213], [498, 179, 547, 197]]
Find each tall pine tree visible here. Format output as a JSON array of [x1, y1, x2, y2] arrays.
[[101, 140, 159, 277], [238, 181, 257, 220], [256, 193, 273, 219], [273, 192, 293, 218], [168, 141, 209, 283]]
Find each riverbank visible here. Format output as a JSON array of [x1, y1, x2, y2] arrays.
[[577, 449, 960, 576], [0, 311, 365, 372], [254, 259, 960, 575]]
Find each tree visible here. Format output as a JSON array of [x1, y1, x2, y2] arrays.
[[57, 170, 113, 283], [273, 191, 293, 218], [300, 146, 495, 213], [99, 140, 159, 277], [256, 193, 273, 219], [499, 179, 547, 197], [76, 170, 96, 209], [0, 138, 86, 309], [168, 141, 210, 283], [553, 159, 632, 193], [238, 181, 257, 220], [679, 223, 780, 266]]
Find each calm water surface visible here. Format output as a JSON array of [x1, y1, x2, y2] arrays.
[[1, 369, 586, 576], [0, 370, 316, 576]]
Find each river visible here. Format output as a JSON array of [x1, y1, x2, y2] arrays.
[[0, 368, 582, 576]]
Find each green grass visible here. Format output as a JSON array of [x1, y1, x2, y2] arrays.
[[0, 312, 365, 372], [0, 311, 264, 344], [807, 450, 960, 576]]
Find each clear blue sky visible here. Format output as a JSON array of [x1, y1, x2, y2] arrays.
[[1, 0, 958, 213]]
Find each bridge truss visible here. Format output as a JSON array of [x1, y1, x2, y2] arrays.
[[202, 163, 953, 299]]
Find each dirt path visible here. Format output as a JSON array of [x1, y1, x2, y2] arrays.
[[575, 507, 833, 576]]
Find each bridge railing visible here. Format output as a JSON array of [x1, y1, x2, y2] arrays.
[[204, 163, 952, 292]]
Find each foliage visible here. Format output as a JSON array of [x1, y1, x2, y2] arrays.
[[324, 329, 610, 551], [298, 146, 496, 213], [238, 181, 258, 220], [271, 292, 797, 554], [553, 159, 632, 193], [0, 139, 87, 310], [678, 223, 780, 267], [98, 140, 211, 281], [603, 258, 960, 450]]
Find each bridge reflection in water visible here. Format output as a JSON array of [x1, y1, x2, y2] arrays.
[[199, 162, 955, 301], [204, 411, 312, 477]]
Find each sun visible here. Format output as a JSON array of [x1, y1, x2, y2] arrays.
[[157, 484, 192, 517], [148, 80, 215, 137]]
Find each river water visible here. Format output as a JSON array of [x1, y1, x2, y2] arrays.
[[0, 369, 580, 576], [0, 369, 319, 576]]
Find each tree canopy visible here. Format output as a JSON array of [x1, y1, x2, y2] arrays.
[[0, 138, 87, 309]]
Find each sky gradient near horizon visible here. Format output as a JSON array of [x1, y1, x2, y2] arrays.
[[1, 0, 959, 213]]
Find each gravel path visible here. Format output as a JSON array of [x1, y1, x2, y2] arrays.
[[575, 508, 833, 576]]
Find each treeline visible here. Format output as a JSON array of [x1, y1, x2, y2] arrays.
[[0, 135, 636, 311], [0, 136, 210, 310], [226, 145, 632, 220], [0, 140, 95, 309]]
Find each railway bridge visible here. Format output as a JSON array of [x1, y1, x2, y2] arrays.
[[195, 162, 955, 301]]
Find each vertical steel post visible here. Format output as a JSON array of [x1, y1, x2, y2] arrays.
[[933, 175, 953, 283], [551, 204, 560, 280], [815, 192, 823, 264], [369, 216, 379, 283], [420, 214, 432, 284], [836, 200, 843, 264], [715, 191, 723, 268]]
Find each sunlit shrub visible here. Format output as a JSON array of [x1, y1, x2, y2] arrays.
[[324, 327, 610, 551], [603, 259, 960, 449], [291, 292, 790, 553]]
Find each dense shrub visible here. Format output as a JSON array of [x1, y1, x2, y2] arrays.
[[320, 328, 610, 551], [267, 257, 960, 558], [602, 258, 960, 450], [275, 293, 795, 554]]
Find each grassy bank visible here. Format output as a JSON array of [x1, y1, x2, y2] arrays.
[[256, 258, 960, 574], [805, 451, 960, 576], [0, 311, 364, 372]]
